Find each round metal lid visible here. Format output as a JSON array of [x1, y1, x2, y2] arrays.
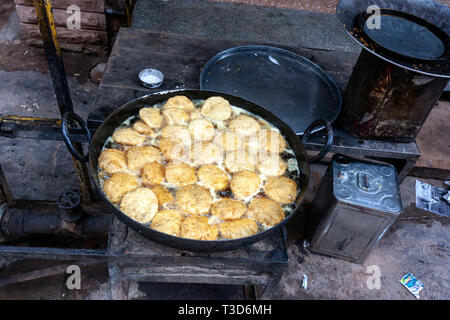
[[199, 46, 342, 135], [337, 0, 450, 78]]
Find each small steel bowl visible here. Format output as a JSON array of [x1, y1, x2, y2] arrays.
[[138, 68, 164, 88]]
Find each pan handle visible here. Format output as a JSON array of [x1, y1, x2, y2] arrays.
[[302, 120, 334, 163], [61, 112, 91, 162]]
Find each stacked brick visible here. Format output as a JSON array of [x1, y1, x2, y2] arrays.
[[15, 0, 108, 55]]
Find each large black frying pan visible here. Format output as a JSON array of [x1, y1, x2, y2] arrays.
[[62, 89, 332, 251]]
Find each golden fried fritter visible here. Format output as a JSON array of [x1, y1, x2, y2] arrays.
[[151, 209, 184, 236], [219, 219, 258, 239], [103, 172, 138, 203], [188, 119, 215, 141], [158, 137, 191, 162], [112, 128, 146, 146], [190, 108, 203, 120], [264, 176, 298, 204], [126, 145, 161, 172], [165, 162, 197, 187], [243, 135, 261, 155], [229, 114, 261, 137], [256, 153, 287, 176], [163, 95, 196, 112], [98, 149, 127, 175], [224, 150, 257, 173], [258, 129, 287, 154], [181, 216, 219, 240], [120, 187, 158, 224], [211, 198, 247, 220], [213, 130, 242, 152], [230, 170, 261, 200], [162, 108, 190, 126], [191, 141, 222, 165], [201, 96, 232, 120], [139, 107, 163, 129], [197, 164, 229, 191], [149, 184, 174, 208], [132, 120, 156, 137], [142, 161, 165, 186], [175, 184, 212, 215], [160, 125, 192, 145], [247, 197, 284, 226]]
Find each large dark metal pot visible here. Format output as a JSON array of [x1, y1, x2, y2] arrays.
[[63, 89, 332, 251]]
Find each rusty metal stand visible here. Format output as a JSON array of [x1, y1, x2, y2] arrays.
[[0, 1, 106, 287]]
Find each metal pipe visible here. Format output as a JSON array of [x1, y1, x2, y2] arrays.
[[0, 203, 111, 243]]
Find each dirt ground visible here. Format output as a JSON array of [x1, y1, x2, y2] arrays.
[[0, 0, 449, 300]]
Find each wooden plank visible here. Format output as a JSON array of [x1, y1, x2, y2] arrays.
[[100, 50, 204, 91], [116, 28, 317, 63], [122, 265, 269, 277], [16, 4, 106, 31], [111, 29, 355, 91], [14, 0, 104, 13], [93, 87, 151, 119], [108, 215, 285, 261], [125, 273, 270, 285], [21, 23, 108, 45]]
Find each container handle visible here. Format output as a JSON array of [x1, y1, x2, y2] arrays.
[[61, 112, 91, 162], [302, 120, 334, 163]]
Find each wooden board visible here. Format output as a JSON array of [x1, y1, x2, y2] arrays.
[[16, 4, 107, 31], [99, 28, 358, 93], [14, 0, 104, 13]]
